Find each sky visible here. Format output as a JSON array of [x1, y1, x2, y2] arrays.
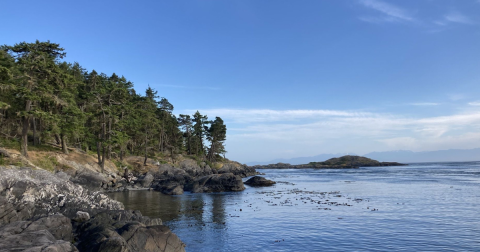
[[2, 0, 480, 163]]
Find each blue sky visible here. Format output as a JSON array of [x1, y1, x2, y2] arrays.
[[2, 0, 480, 163]]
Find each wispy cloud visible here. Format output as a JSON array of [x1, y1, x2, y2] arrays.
[[358, 0, 415, 23], [468, 101, 480, 106], [196, 107, 480, 161], [444, 11, 473, 25], [183, 109, 372, 123], [156, 84, 220, 91], [409, 102, 440, 106]]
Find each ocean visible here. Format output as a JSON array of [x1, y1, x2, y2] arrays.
[[110, 162, 480, 251]]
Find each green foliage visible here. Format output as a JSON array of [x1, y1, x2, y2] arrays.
[[0, 137, 19, 150], [0, 40, 229, 170], [32, 155, 58, 172]]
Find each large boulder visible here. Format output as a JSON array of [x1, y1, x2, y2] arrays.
[[244, 176, 276, 187], [137, 172, 154, 188], [190, 173, 245, 193], [70, 169, 109, 191], [217, 163, 257, 178]]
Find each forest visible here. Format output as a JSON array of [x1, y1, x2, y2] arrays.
[[0, 40, 227, 171]]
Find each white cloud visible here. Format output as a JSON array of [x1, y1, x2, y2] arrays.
[[197, 107, 480, 162], [184, 109, 372, 123], [468, 101, 480, 106], [358, 0, 415, 23], [444, 11, 473, 25]]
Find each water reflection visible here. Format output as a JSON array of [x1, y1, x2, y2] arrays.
[[109, 190, 228, 225]]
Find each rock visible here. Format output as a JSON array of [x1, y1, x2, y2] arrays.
[[138, 173, 154, 188], [75, 211, 90, 222], [178, 159, 214, 177], [76, 210, 184, 252], [0, 167, 123, 223], [244, 176, 276, 187], [156, 183, 184, 195], [218, 163, 257, 178], [0, 215, 78, 252], [70, 169, 108, 191], [0, 167, 186, 252], [56, 171, 71, 181], [191, 173, 245, 193]]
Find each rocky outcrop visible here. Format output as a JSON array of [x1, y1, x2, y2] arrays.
[[0, 167, 185, 252], [244, 176, 276, 187], [146, 160, 256, 195], [0, 167, 123, 224], [218, 162, 258, 177], [178, 159, 215, 177], [190, 173, 245, 193]]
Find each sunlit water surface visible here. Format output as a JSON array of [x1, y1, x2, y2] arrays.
[[110, 162, 480, 251]]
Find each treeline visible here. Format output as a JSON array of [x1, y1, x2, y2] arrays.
[[0, 40, 227, 171]]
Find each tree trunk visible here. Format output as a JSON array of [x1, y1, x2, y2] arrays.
[[32, 117, 37, 146], [101, 146, 106, 173], [60, 133, 69, 154], [54, 134, 61, 145], [144, 132, 148, 166], [107, 117, 112, 159], [97, 141, 102, 165], [20, 100, 32, 158]]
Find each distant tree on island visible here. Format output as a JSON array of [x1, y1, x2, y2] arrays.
[[0, 40, 228, 168]]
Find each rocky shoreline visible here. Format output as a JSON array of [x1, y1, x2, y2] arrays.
[[0, 160, 258, 252]]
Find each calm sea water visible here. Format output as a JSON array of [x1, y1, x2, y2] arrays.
[[110, 162, 480, 251]]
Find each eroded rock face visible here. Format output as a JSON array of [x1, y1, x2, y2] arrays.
[[75, 210, 184, 252], [244, 176, 276, 187], [0, 167, 186, 252], [191, 173, 245, 193], [0, 215, 78, 252]]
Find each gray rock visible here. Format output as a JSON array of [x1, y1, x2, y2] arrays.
[[138, 173, 154, 188], [0, 167, 123, 223], [191, 173, 245, 193], [74, 211, 90, 222], [56, 171, 71, 181], [76, 210, 184, 252], [218, 163, 257, 178], [178, 159, 214, 177], [244, 176, 276, 187], [70, 170, 108, 191], [0, 216, 77, 252]]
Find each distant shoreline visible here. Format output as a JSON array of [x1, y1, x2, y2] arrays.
[[249, 155, 406, 169]]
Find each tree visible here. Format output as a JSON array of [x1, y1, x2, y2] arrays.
[[206, 117, 227, 162], [177, 114, 193, 155], [192, 111, 208, 156], [2, 41, 66, 158]]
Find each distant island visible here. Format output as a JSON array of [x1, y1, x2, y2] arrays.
[[250, 155, 406, 169]]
